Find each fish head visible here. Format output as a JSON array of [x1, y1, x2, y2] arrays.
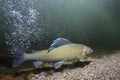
[[83, 46, 93, 55]]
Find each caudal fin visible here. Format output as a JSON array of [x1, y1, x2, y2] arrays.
[[12, 46, 25, 68]]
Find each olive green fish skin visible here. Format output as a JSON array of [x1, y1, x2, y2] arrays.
[[24, 43, 93, 62]]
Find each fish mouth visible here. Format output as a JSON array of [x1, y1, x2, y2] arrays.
[[90, 48, 93, 53], [87, 47, 93, 54]]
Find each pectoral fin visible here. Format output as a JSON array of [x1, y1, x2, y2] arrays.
[[33, 61, 43, 68], [54, 61, 64, 69], [48, 38, 71, 52]]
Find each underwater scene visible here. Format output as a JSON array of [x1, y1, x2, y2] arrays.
[[0, 0, 120, 80]]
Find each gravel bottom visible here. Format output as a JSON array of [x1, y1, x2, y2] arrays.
[[1, 50, 120, 80], [29, 51, 120, 80]]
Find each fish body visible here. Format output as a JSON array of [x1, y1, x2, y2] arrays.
[[12, 38, 93, 69], [25, 43, 91, 61]]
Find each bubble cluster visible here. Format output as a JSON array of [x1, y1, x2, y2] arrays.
[[2, 0, 44, 48]]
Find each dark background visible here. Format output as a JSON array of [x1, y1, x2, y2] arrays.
[[0, 0, 120, 54]]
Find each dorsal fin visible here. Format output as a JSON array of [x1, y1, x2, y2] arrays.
[[48, 38, 71, 52]]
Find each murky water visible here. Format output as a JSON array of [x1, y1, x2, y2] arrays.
[[0, 0, 120, 52], [0, 1, 120, 79]]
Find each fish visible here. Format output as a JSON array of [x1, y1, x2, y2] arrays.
[[12, 38, 93, 69]]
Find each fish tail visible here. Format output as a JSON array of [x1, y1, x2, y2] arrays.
[[12, 46, 25, 68]]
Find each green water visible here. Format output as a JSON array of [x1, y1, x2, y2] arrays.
[[0, 0, 120, 52]]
